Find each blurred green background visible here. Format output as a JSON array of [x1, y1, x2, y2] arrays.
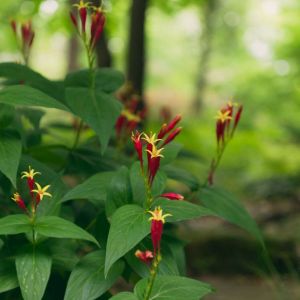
[[0, 0, 299, 299]]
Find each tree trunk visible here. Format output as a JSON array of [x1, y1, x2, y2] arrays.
[[96, 31, 112, 68], [126, 0, 149, 98], [193, 0, 218, 114]]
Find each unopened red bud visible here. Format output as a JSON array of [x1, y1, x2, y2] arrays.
[[135, 250, 154, 264], [70, 12, 78, 29], [233, 105, 243, 130], [160, 192, 184, 200], [79, 7, 87, 33], [10, 20, 17, 34], [162, 127, 182, 146], [131, 131, 144, 170]]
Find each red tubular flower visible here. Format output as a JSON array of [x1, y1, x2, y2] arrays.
[[157, 115, 181, 139], [131, 131, 144, 170], [10, 20, 17, 34], [21, 22, 34, 46], [90, 10, 105, 49], [146, 144, 164, 185], [70, 12, 78, 29], [160, 192, 184, 201], [21, 166, 40, 198], [11, 193, 27, 212], [233, 105, 243, 132], [116, 115, 126, 137], [79, 7, 87, 33], [148, 207, 171, 254], [135, 250, 154, 264]]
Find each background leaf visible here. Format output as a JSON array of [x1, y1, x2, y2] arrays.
[[105, 205, 150, 276], [110, 292, 138, 300], [0, 130, 22, 187], [64, 250, 124, 300], [0, 85, 68, 111], [15, 248, 52, 300], [65, 87, 122, 153], [0, 261, 19, 293]]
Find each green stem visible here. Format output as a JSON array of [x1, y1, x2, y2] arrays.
[[72, 119, 84, 150], [144, 254, 161, 300]]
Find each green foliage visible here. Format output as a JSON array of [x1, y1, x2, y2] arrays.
[[134, 276, 213, 300], [15, 248, 52, 300], [64, 250, 124, 300], [34, 216, 100, 246], [0, 215, 32, 235], [0, 130, 21, 187], [0, 261, 19, 293], [105, 205, 150, 276]]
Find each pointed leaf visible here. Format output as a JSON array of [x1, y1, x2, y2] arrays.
[[134, 276, 213, 300], [0, 261, 19, 293], [62, 171, 115, 204], [0, 85, 68, 111], [0, 215, 31, 235], [152, 198, 213, 222], [199, 187, 264, 245], [64, 250, 124, 300], [15, 248, 52, 300], [0, 130, 22, 187], [65, 87, 122, 153], [35, 216, 99, 246], [110, 292, 138, 300], [105, 205, 150, 276]]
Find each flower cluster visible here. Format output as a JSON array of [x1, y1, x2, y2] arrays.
[[11, 166, 51, 215], [208, 101, 243, 185], [215, 101, 243, 148], [70, 0, 105, 54], [131, 115, 182, 187], [135, 206, 171, 265], [10, 20, 35, 64]]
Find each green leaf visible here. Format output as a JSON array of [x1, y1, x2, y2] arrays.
[[134, 276, 213, 300], [199, 187, 264, 245], [105, 205, 150, 277], [65, 68, 124, 93], [0, 62, 64, 101], [130, 162, 167, 206], [15, 248, 52, 300], [160, 142, 183, 166], [0, 130, 22, 187], [65, 87, 122, 153], [110, 292, 138, 300], [35, 216, 99, 246], [162, 165, 199, 191], [152, 198, 213, 222], [0, 261, 19, 293], [64, 250, 124, 300], [62, 171, 115, 205], [106, 167, 132, 217], [0, 104, 15, 129], [0, 85, 68, 111], [0, 215, 31, 235]]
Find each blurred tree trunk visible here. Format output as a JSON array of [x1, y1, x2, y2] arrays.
[[126, 0, 149, 100], [193, 0, 219, 114], [96, 31, 112, 67]]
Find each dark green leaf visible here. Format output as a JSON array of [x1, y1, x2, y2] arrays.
[[35, 216, 99, 246], [65, 68, 124, 93], [0, 261, 19, 293], [62, 171, 115, 205], [152, 198, 213, 222], [65, 87, 122, 153], [0, 62, 64, 101], [0, 104, 15, 128], [110, 292, 138, 300], [0, 130, 22, 187], [0, 215, 31, 235], [161, 142, 182, 166], [106, 166, 132, 217], [134, 276, 213, 300], [15, 248, 52, 300], [0, 85, 68, 111], [105, 205, 150, 276], [64, 250, 124, 300], [199, 187, 264, 245]]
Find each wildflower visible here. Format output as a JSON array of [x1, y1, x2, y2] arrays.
[[147, 144, 164, 185], [160, 192, 184, 201], [161, 127, 182, 147], [131, 131, 144, 170], [21, 166, 40, 194], [32, 183, 52, 205], [148, 207, 171, 254], [11, 192, 27, 212], [135, 250, 154, 264], [157, 115, 181, 139]]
